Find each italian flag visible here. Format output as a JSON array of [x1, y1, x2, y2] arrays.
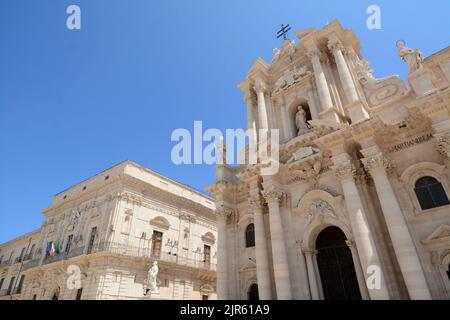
[[50, 243, 56, 257]]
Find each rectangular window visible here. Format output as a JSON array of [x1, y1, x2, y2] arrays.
[[202, 295, 209, 300], [76, 288, 83, 300], [151, 231, 163, 258], [16, 275, 25, 294], [87, 227, 97, 254], [204, 245, 211, 267], [7, 277, 15, 295], [32, 294, 37, 300], [28, 244, 35, 259], [0, 278, 4, 290], [65, 235, 73, 254], [17, 247, 25, 263]]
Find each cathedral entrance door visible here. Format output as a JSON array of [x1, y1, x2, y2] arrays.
[[316, 226, 362, 300]]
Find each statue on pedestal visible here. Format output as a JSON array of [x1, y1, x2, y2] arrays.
[[145, 261, 159, 296], [295, 107, 310, 136], [397, 40, 424, 73]]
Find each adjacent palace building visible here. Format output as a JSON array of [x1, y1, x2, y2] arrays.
[[0, 161, 217, 300], [206, 21, 450, 300], [1, 20, 450, 300]]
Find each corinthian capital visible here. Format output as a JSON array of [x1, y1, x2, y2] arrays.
[[306, 46, 321, 60], [248, 194, 264, 210], [437, 133, 450, 159], [253, 79, 267, 93], [262, 189, 285, 204], [362, 154, 394, 176], [333, 162, 356, 181], [327, 36, 344, 53], [216, 205, 234, 219]]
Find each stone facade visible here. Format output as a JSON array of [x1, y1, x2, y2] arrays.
[[0, 161, 217, 300], [207, 21, 450, 300]]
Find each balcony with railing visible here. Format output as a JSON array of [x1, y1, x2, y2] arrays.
[[0, 259, 12, 268], [19, 241, 217, 273]]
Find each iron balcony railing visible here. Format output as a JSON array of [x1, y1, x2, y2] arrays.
[[19, 241, 217, 272], [0, 259, 12, 267]]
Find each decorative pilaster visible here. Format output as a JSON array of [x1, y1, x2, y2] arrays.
[[254, 79, 269, 130], [248, 194, 272, 300], [303, 249, 320, 300], [328, 37, 359, 103], [334, 161, 389, 299], [216, 205, 233, 300], [328, 36, 369, 123], [262, 189, 292, 299], [307, 46, 340, 123], [345, 239, 370, 300], [362, 154, 431, 299], [245, 91, 258, 144]]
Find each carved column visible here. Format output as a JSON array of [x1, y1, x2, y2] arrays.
[[307, 46, 338, 123], [245, 91, 258, 144], [303, 249, 320, 300], [346, 239, 370, 300], [362, 154, 431, 299], [334, 162, 389, 299], [248, 195, 272, 299], [216, 205, 232, 300], [263, 190, 292, 299], [328, 36, 369, 123], [254, 79, 269, 130], [328, 37, 359, 103], [307, 87, 320, 120]]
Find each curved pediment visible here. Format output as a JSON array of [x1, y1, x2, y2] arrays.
[[149, 216, 170, 230], [201, 232, 216, 244]]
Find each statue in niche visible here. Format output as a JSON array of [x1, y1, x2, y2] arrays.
[[397, 40, 424, 73], [145, 261, 159, 295], [295, 106, 310, 136]]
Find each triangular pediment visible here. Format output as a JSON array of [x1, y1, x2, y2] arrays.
[[421, 224, 450, 246], [239, 259, 256, 272]]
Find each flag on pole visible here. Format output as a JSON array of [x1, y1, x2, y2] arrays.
[[55, 240, 61, 255], [50, 242, 55, 257]]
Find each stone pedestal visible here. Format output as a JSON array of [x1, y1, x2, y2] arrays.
[[408, 68, 437, 96]]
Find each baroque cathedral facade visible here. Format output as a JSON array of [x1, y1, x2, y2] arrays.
[[206, 20, 450, 300]]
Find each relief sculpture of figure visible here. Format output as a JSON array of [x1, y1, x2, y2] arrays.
[[397, 40, 424, 73]]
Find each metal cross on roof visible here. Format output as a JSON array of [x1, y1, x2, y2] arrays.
[[276, 24, 291, 40]]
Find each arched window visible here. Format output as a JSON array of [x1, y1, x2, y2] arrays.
[[247, 283, 259, 300], [245, 224, 255, 248], [414, 176, 450, 210]]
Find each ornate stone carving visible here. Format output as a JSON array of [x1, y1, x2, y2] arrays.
[[253, 79, 266, 94], [306, 46, 321, 60], [273, 65, 311, 93], [248, 194, 264, 210], [262, 189, 285, 204], [327, 37, 343, 53], [362, 154, 394, 176], [286, 146, 319, 164], [307, 200, 335, 223], [216, 205, 234, 219], [334, 163, 356, 181], [437, 133, 450, 159]]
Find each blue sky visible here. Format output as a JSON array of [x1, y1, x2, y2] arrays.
[[0, 0, 449, 243]]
